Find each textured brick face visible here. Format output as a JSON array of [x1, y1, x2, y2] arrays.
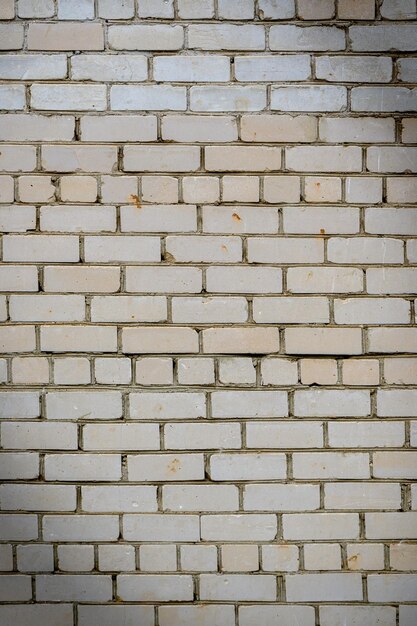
[[0, 1, 416, 623]]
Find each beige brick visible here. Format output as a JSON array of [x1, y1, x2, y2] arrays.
[[42, 145, 117, 173], [2, 422, 77, 450], [240, 606, 315, 626], [44, 266, 120, 293], [203, 327, 280, 354], [244, 484, 319, 511], [41, 326, 117, 353], [325, 482, 401, 510], [304, 176, 342, 202], [126, 266, 201, 293], [294, 389, 370, 416], [121, 204, 196, 233], [263, 175, 301, 202], [130, 392, 205, 419], [205, 146, 281, 172], [384, 357, 417, 384], [287, 267, 363, 293], [128, 453, 204, 482], [260, 358, 298, 385], [28, 23, 104, 51], [81, 116, 156, 142], [60, 176, 97, 202], [246, 421, 323, 449], [241, 115, 316, 143], [0, 0, 15, 19], [163, 484, 239, 512], [261, 545, 299, 572], [164, 422, 241, 450], [18, 176, 55, 203], [177, 358, 215, 385], [283, 207, 359, 234], [82, 486, 157, 513], [0, 145, 37, 172], [300, 358, 337, 385], [124, 146, 200, 172], [286, 327, 362, 355], [140, 545, 176, 572], [221, 545, 258, 572], [369, 328, 417, 354], [346, 544, 385, 571], [254, 297, 329, 323], [0, 24, 24, 50], [210, 452, 286, 480], [179, 545, 217, 572], [10, 295, 85, 322], [304, 543, 341, 570], [0, 326, 35, 353], [136, 357, 173, 385], [248, 236, 324, 262], [141, 176, 178, 203], [287, 573, 362, 601], [218, 357, 256, 385], [166, 235, 242, 262], [298, 0, 335, 18], [373, 452, 417, 478], [12, 356, 49, 384], [45, 454, 121, 482], [83, 423, 159, 451], [54, 357, 91, 385], [390, 544, 417, 570], [123, 514, 199, 542], [172, 297, 247, 323], [207, 266, 282, 294], [122, 327, 199, 354]]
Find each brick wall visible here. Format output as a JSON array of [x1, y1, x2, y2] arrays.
[[0, 0, 417, 624]]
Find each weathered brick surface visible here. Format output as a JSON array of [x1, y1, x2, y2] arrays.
[[0, 1, 416, 623]]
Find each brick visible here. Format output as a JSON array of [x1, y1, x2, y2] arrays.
[[366, 208, 417, 235], [122, 327, 199, 354], [128, 453, 204, 481], [0, 453, 39, 480], [0, 391, 40, 418], [0, 514, 38, 540], [166, 235, 242, 262], [190, 86, 266, 112], [0, 606, 73, 626], [272, 86, 346, 112], [258, 0, 295, 19], [235, 55, 310, 81], [246, 421, 323, 448], [0, 575, 32, 601], [286, 573, 362, 601], [80, 116, 156, 142], [206, 146, 280, 172], [270, 25, 344, 50], [188, 24, 264, 50], [126, 267, 201, 293], [84, 235, 160, 262], [328, 421, 404, 448], [200, 573, 275, 601], [164, 422, 241, 450], [44, 266, 120, 293], [12, 356, 49, 384], [0, 114, 74, 141], [42, 145, 117, 173], [130, 392, 205, 419], [98, 0, 135, 19], [241, 115, 316, 143], [328, 237, 403, 264], [123, 514, 199, 542], [0, 0, 14, 19], [211, 390, 287, 417], [163, 484, 238, 512], [338, 0, 375, 19], [350, 25, 417, 51], [244, 484, 319, 511], [293, 452, 369, 479], [139, 545, 176, 571], [0, 484, 76, 512], [203, 328, 280, 354], [82, 486, 157, 512], [317, 56, 392, 83], [121, 204, 196, 232], [368, 574, 417, 602], [177, 0, 214, 18], [381, 0, 416, 20], [0, 85, 25, 110], [286, 327, 362, 355], [373, 452, 417, 478], [60, 176, 97, 202], [294, 389, 370, 416], [346, 177, 383, 204], [298, 0, 334, 19], [45, 454, 121, 481], [124, 145, 200, 172], [219, 0, 254, 19], [18, 176, 55, 203], [109, 25, 183, 50], [136, 357, 173, 385], [10, 295, 85, 322], [0, 24, 24, 50], [46, 391, 122, 420], [117, 574, 192, 601], [206, 267, 282, 294], [99, 545, 135, 572], [58, 0, 94, 19], [28, 23, 104, 51], [0, 145, 37, 172], [319, 116, 395, 142], [334, 298, 410, 324], [2, 422, 78, 450], [254, 297, 329, 323], [287, 267, 363, 293], [83, 423, 159, 451], [172, 297, 247, 323], [111, 85, 186, 111], [177, 358, 215, 385], [162, 115, 237, 142], [304, 176, 341, 203], [240, 606, 314, 626], [155, 56, 229, 82], [218, 357, 256, 384], [210, 453, 286, 480], [286, 146, 362, 172], [3, 235, 79, 262], [304, 543, 341, 569], [36, 574, 112, 601], [325, 483, 401, 510], [248, 236, 324, 261], [221, 178, 260, 203]]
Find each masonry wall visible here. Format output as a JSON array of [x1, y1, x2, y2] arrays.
[[0, 0, 417, 624]]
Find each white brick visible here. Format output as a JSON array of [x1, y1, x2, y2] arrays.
[[83, 423, 159, 451], [2, 422, 78, 450], [248, 236, 324, 260], [155, 56, 229, 82], [235, 55, 310, 81], [0, 484, 76, 512], [200, 574, 276, 601], [164, 422, 241, 450], [272, 86, 346, 112], [130, 392, 205, 419], [210, 453, 286, 481], [368, 574, 417, 602], [46, 391, 122, 420], [82, 486, 157, 512], [0, 85, 25, 110], [172, 297, 247, 323], [294, 390, 370, 416], [270, 25, 345, 50], [163, 484, 238, 512], [160, 605, 234, 626], [188, 24, 264, 50], [325, 483, 401, 510], [0, 114, 74, 141], [254, 297, 329, 323], [45, 454, 121, 482], [0, 606, 73, 626], [320, 606, 395, 626], [111, 85, 186, 111], [31, 84, 106, 111], [72, 55, 147, 82], [286, 146, 362, 172], [286, 573, 362, 601], [109, 25, 183, 50], [320, 117, 395, 142], [162, 116, 237, 142], [317, 56, 392, 82], [244, 484, 319, 511], [240, 606, 314, 626], [350, 25, 417, 52], [328, 421, 405, 448], [128, 453, 204, 481], [123, 514, 199, 541], [207, 266, 282, 294], [258, 0, 295, 19], [201, 515, 276, 541], [191, 86, 266, 112], [36, 574, 112, 601], [246, 421, 323, 448], [117, 574, 192, 601], [211, 390, 287, 417]]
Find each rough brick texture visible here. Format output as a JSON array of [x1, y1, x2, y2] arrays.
[[0, 0, 416, 623]]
